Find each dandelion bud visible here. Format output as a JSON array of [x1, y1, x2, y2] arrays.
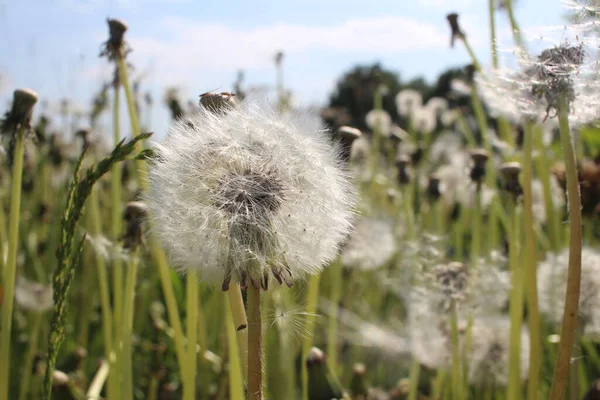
[[52, 370, 70, 387], [123, 201, 148, 250], [336, 126, 362, 162], [426, 173, 442, 202], [499, 161, 522, 199], [199, 91, 237, 113], [410, 144, 424, 166], [58, 347, 87, 372], [395, 154, 412, 185], [583, 379, 600, 400], [101, 18, 129, 59], [306, 347, 345, 400], [349, 363, 369, 397], [75, 128, 90, 148], [9, 89, 38, 129], [446, 13, 465, 48], [469, 148, 489, 185]]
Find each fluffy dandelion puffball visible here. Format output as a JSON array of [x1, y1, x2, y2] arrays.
[[146, 102, 357, 290]]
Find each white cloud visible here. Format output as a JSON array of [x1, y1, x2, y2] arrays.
[[129, 16, 449, 73]]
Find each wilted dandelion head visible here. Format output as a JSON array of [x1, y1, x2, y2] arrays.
[[538, 247, 600, 333], [341, 217, 396, 271], [446, 13, 465, 47], [530, 42, 585, 116], [468, 316, 530, 386], [199, 91, 237, 113], [146, 102, 357, 290], [100, 18, 130, 60]]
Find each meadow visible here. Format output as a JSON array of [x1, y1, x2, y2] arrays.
[[2, 1, 600, 399]]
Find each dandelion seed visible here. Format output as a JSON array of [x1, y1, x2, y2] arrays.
[[146, 101, 357, 290], [412, 107, 437, 135], [269, 307, 320, 343]]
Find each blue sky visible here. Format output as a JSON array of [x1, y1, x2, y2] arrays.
[[0, 0, 568, 139]]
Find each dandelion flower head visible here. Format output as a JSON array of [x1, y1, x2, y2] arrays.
[[146, 102, 357, 290]]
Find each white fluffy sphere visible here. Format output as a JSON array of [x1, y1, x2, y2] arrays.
[[146, 102, 357, 289]]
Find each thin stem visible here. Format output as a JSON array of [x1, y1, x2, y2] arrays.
[[0, 131, 26, 400], [523, 122, 541, 400], [183, 270, 199, 400], [89, 188, 118, 399], [117, 51, 187, 378], [548, 101, 583, 400], [450, 302, 463, 400], [534, 125, 561, 251], [407, 359, 421, 400], [247, 286, 263, 400], [462, 38, 482, 72], [489, 0, 499, 68], [121, 251, 139, 400], [504, 0, 525, 50], [302, 273, 321, 400], [507, 199, 523, 400], [87, 360, 110, 400], [326, 257, 342, 374], [228, 285, 249, 382], [471, 188, 482, 267], [226, 294, 245, 400], [18, 313, 43, 400]]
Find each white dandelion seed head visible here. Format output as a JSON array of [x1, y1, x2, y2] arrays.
[[538, 247, 600, 334], [341, 217, 397, 271], [395, 89, 423, 117], [425, 97, 449, 116], [14, 276, 53, 312], [468, 316, 530, 386], [450, 79, 472, 97], [365, 109, 392, 137], [412, 107, 437, 135], [146, 102, 357, 289], [440, 109, 459, 128]]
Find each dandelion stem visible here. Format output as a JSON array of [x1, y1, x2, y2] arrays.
[[523, 121, 541, 400], [184, 270, 199, 400], [462, 38, 482, 72], [89, 188, 118, 399], [548, 100, 583, 400], [121, 250, 139, 400], [504, 0, 525, 50], [87, 360, 110, 400], [117, 52, 187, 378], [0, 129, 26, 400], [247, 285, 263, 400], [489, 0, 499, 69], [507, 194, 523, 400], [18, 313, 43, 400], [450, 301, 463, 400], [407, 358, 421, 400], [534, 125, 561, 251], [302, 273, 321, 400], [228, 284, 249, 381], [110, 83, 124, 400], [326, 257, 342, 374], [226, 294, 245, 400]]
